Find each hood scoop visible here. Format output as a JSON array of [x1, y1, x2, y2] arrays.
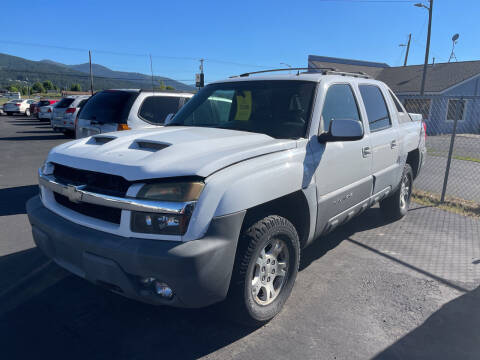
[[133, 140, 170, 152], [88, 136, 116, 145]]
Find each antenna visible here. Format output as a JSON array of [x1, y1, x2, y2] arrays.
[[448, 33, 459, 63]]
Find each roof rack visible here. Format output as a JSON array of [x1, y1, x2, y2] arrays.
[[230, 67, 372, 79]]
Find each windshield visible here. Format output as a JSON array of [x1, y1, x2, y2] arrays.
[[168, 80, 316, 139]]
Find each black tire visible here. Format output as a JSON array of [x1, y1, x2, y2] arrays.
[[380, 163, 413, 220], [6, 112, 13, 116], [226, 215, 300, 327]]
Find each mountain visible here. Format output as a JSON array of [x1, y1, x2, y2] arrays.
[[0, 53, 194, 91]]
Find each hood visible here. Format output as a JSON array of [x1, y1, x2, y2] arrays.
[[48, 127, 297, 180]]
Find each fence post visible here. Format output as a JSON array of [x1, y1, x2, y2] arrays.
[[441, 97, 462, 202]]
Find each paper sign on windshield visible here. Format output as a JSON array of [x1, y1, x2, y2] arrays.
[[234, 91, 252, 121]]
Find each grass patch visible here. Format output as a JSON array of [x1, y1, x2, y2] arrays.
[[412, 189, 480, 218], [426, 149, 480, 163]]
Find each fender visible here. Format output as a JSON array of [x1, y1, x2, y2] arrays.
[[183, 144, 317, 242]]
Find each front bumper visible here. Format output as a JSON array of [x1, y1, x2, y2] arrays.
[[27, 196, 245, 308]]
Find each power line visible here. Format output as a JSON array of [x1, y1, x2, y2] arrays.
[[0, 68, 193, 83], [0, 40, 273, 69]]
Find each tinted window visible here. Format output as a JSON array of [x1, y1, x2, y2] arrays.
[[38, 100, 51, 107], [56, 98, 75, 108], [321, 84, 360, 132], [359, 85, 391, 131], [139, 96, 180, 124], [80, 91, 137, 124], [169, 81, 316, 139], [78, 99, 88, 108]]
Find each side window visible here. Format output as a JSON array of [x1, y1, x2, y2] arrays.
[[139, 96, 180, 124], [321, 84, 361, 132], [359, 85, 391, 132], [78, 99, 88, 108]]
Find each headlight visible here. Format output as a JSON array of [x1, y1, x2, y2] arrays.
[[42, 161, 54, 175], [136, 181, 204, 202], [131, 181, 204, 235]]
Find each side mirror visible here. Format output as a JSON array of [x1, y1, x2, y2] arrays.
[[318, 119, 364, 143], [164, 113, 175, 125]]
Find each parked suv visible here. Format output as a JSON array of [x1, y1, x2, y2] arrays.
[[51, 96, 90, 134], [75, 89, 194, 138], [28, 71, 426, 325], [4, 99, 36, 116]]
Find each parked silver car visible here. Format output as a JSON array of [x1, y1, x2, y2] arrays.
[[51, 96, 90, 135]]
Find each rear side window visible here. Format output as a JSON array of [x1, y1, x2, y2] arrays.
[[359, 85, 391, 132], [321, 84, 361, 132], [38, 100, 51, 107], [80, 91, 137, 124], [139, 96, 180, 124], [56, 98, 75, 108], [78, 99, 88, 108]]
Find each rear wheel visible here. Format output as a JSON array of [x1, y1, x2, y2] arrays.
[[226, 215, 300, 326], [25, 109, 30, 117], [6, 112, 13, 116], [380, 163, 413, 220]]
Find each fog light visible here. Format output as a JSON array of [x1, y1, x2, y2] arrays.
[[154, 282, 174, 299]]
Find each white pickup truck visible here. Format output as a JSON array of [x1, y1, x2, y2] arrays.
[[27, 69, 426, 325]]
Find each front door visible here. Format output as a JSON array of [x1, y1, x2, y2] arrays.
[[310, 83, 373, 236]]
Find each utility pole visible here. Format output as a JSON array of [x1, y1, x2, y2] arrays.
[[196, 58, 205, 88], [399, 34, 411, 66], [149, 54, 155, 93], [89, 50, 94, 95], [415, 0, 433, 96], [404, 34, 411, 66]]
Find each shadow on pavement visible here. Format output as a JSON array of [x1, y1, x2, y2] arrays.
[[373, 285, 480, 359], [300, 207, 396, 270], [0, 185, 38, 216], [0, 135, 66, 141], [0, 261, 253, 359], [16, 130, 57, 134]]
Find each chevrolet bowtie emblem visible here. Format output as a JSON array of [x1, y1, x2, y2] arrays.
[[65, 184, 87, 203]]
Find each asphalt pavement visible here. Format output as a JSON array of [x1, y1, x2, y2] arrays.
[[1, 115, 479, 360]]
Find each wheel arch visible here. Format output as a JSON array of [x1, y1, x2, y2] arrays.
[[241, 190, 311, 248], [406, 149, 420, 179]]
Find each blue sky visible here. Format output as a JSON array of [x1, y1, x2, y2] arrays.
[[1, 0, 479, 84]]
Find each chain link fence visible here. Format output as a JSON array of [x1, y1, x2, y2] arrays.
[[397, 94, 480, 206]]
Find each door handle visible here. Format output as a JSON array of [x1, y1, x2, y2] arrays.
[[362, 146, 371, 157], [391, 140, 398, 149]]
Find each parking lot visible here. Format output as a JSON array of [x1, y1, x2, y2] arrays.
[[1, 115, 479, 359]]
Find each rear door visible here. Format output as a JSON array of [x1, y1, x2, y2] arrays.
[[358, 84, 400, 194], [310, 83, 373, 236]]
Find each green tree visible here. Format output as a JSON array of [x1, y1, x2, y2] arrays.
[[7, 85, 18, 92], [20, 86, 28, 96], [43, 80, 54, 91], [159, 80, 166, 90], [166, 85, 175, 90], [70, 83, 82, 91], [32, 82, 45, 93]]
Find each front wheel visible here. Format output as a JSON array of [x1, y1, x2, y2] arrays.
[[226, 215, 300, 326], [380, 163, 413, 220]]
